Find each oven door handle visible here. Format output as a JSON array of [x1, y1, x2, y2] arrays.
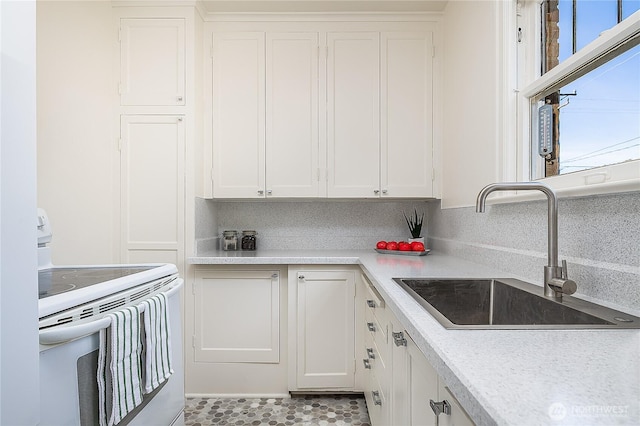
[[39, 279, 183, 345]]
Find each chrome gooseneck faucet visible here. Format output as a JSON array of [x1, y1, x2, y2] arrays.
[[476, 182, 577, 300]]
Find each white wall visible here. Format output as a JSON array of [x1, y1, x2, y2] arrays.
[[37, 1, 115, 264], [0, 1, 40, 424], [441, 0, 503, 208]]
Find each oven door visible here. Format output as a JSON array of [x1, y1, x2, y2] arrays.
[[39, 281, 184, 426]]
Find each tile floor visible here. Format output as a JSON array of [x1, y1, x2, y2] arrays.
[[184, 395, 371, 426]]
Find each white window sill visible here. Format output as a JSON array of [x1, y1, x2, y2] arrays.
[[485, 161, 640, 205]]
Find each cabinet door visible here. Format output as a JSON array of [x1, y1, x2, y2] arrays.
[[295, 270, 356, 388], [406, 334, 438, 426], [380, 32, 434, 198], [194, 269, 280, 363], [266, 33, 321, 197], [119, 18, 185, 106], [212, 32, 266, 198], [437, 382, 476, 426], [119, 115, 184, 268], [326, 32, 380, 198]]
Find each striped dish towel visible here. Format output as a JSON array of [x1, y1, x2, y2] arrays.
[[97, 306, 143, 426], [141, 292, 174, 393]]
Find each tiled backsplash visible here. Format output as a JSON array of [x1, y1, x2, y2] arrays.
[[426, 191, 640, 314], [195, 198, 428, 250]]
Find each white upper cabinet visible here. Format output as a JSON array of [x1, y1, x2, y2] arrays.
[[326, 32, 380, 198], [212, 31, 321, 198], [119, 18, 186, 106], [207, 21, 440, 199], [212, 32, 266, 198], [266, 32, 322, 197], [381, 32, 434, 198]]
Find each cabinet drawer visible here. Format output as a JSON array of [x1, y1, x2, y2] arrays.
[[365, 371, 390, 426], [365, 298, 388, 342], [363, 331, 387, 375], [364, 274, 385, 310]]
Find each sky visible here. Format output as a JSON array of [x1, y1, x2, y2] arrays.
[[553, 0, 640, 173]]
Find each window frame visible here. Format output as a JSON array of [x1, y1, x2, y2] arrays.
[[514, 2, 640, 200]]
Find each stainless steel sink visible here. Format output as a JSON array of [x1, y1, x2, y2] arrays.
[[393, 278, 640, 329]]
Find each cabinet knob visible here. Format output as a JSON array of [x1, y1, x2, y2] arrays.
[[374, 189, 380, 194], [367, 322, 376, 332], [372, 391, 382, 406], [392, 331, 407, 347], [267, 189, 272, 195], [258, 190, 264, 195], [382, 189, 388, 194], [177, 95, 184, 102], [271, 273, 279, 279], [430, 399, 451, 416], [366, 347, 375, 359], [362, 359, 371, 369], [366, 300, 376, 308], [298, 275, 305, 280]]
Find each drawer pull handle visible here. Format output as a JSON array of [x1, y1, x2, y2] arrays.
[[362, 359, 371, 369], [367, 322, 376, 332], [372, 391, 382, 406], [366, 347, 375, 359], [430, 399, 451, 416], [392, 331, 407, 347], [366, 299, 376, 308]]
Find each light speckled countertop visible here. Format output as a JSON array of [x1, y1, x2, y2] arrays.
[[189, 249, 640, 425]]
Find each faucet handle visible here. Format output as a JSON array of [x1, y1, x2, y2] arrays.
[[548, 259, 577, 295], [548, 277, 577, 295]]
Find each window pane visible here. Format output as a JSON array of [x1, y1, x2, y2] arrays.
[[556, 44, 640, 174], [557, 0, 573, 63], [549, 1, 635, 66], [622, 0, 640, 20], [576, 1, 618, 52]]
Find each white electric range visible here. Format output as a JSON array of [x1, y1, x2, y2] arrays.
[[37, 209, 185, 426]]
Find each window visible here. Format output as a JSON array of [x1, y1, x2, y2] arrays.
[[523, 1, 640, 187]]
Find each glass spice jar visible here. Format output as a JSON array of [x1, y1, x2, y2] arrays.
[[241, 230, 257, 250], [222, 230, 238, 251]]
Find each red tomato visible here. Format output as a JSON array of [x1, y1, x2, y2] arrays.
[[398, 242, 411, 251], [410, 242, 425, 251], [386, 241, 399, 250], [376, 241, 387, 249]]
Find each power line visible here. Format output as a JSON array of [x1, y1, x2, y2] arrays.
[[563, 141, 640, 163]]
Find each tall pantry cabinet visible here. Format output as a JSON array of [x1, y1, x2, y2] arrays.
[[114, 7, 200, 271]]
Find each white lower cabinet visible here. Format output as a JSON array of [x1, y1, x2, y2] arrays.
[[437, 381, 475, 426], [187, 265, 474, 423], [361, 274, 475, 426], [193, 268, 281, 363], [288, 267, 357, 390]]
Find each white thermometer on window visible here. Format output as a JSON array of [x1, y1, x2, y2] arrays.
[[538, 104, 553, 158]]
